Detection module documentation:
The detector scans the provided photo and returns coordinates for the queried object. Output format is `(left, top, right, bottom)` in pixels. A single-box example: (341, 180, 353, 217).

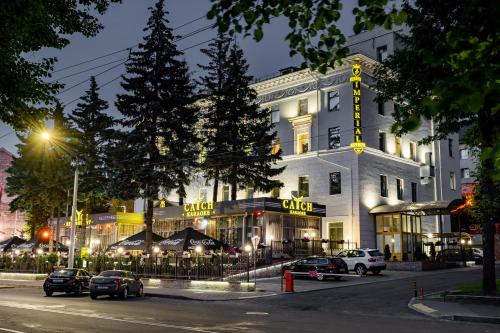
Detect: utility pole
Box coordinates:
(68, 167, 79, 269)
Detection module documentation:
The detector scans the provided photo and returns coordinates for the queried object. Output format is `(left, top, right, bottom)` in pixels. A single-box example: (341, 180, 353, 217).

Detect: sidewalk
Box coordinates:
(409, 297, 500, 324)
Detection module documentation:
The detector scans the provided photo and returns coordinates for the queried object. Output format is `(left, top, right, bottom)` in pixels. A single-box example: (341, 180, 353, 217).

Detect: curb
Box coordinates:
(408, 297, 500, 324)
(145, 291, 278, 302)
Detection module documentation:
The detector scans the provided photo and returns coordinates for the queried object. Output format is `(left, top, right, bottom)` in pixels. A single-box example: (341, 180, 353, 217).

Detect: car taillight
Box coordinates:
(368, 258, 376, 262)
(328, 264, 337, 270)
(115, 278, 122, 285)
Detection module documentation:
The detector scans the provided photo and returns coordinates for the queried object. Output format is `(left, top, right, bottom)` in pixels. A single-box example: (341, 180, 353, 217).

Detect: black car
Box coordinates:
(90, 270, 143, 300)
(281, 256, 349, 281)
(43, 268, 92, 296)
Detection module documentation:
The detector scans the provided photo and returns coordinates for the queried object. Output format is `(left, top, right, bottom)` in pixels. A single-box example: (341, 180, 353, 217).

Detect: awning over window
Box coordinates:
(369, 199, 463, 216)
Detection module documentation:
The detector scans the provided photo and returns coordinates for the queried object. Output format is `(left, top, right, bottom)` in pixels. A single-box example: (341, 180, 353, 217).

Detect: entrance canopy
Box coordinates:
(158, 227, 228, 252)
(369, 199, 463, 216)
(0, 236, 26, 252)
(107, 230, 165, 251)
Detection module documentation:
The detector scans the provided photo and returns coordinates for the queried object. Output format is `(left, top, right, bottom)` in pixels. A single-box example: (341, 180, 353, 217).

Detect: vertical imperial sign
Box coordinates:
(349, 64, 366, 154)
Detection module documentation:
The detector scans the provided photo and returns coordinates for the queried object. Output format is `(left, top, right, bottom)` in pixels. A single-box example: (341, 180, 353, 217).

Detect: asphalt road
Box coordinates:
(0, 267, 498, 333)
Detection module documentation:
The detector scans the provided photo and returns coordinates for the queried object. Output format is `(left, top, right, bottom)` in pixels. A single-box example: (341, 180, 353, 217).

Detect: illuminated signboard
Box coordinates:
(65, 210, 92, 227)
(183, 200, 215, 217)
(282, 195, 313, 216)
(349, 64, 366, 155)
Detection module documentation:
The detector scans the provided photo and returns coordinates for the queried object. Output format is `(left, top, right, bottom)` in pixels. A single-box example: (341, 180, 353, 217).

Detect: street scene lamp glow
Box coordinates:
(36, 248, 43, 255)
(244, 244, 252, 253)
(14, 249, 20, 256)
(194, 245, 202, 254)
(460, 239, 465, 244)
(153, 246, 160, 254)
(117, 247, 124, 254)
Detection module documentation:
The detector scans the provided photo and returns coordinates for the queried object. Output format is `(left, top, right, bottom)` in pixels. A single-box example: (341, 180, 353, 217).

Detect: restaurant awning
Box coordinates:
(369, 199, 464, 216)
(107, 230, 165, 251)
(0, 236, 26, 252)
(158, 227, 229, 252)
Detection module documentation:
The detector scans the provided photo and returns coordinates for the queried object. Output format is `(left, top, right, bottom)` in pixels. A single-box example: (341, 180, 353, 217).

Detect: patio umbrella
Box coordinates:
(0, 236, 26, 252)
(10, 237, 68, 252)
(107, 230, 165, 251)
(158, 227, 229, 252)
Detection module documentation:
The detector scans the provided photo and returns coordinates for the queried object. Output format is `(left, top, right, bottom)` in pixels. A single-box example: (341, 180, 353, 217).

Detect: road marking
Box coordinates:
(0, 328, 27, 333)
(245, 312, 269, 315)
(412, 303, 437, 313)
(0, 301, 217, 333)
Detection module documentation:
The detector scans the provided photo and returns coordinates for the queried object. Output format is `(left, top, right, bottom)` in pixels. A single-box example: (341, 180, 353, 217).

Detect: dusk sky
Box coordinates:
(0, 0, 356, 153)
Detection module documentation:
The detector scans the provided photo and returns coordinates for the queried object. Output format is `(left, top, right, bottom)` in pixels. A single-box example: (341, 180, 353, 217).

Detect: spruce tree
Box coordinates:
(197, 34, 233, 201)
(69, 76, 115, 214)
(219, 42, 284, 200)
(114, 0, 198, 253)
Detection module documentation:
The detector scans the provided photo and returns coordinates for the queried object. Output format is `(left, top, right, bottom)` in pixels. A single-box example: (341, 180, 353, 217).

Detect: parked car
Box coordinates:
(440, 248, 483, 264)
(90, 270, 143, 299)
(336, 249, 386, 275)
(281, 256, 348, 281)
(43, 268, 91, 296)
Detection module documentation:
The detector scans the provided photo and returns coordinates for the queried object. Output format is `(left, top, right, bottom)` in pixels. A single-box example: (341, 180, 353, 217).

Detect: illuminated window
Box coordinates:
(271, 105, 280, 124)
(329, 172, 341, 195)
(298, 99, 308, 116)
(461, 168, 470, 179)
(395, 137, 402, 157)
(298, 176, 309, 197)
(449, 172, 456, 190)
(328, 91, 340, 112)
(328, 127, 340, 149)
(271, 138, 281, 155)
(298, 133, 309, 154)
(222, 185, 230, 201)
(380, 175, 388, 197)
(271, 187, 280, 199)
(409, 142, 417, 161)
(377, 45, 388, 62)
(460, 148, 469, 159)
(396, 178, 404, 200)
(199, 188, 208, 201)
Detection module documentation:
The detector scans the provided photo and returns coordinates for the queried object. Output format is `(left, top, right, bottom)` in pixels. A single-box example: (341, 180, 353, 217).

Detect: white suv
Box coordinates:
(337, 249, 386, 275)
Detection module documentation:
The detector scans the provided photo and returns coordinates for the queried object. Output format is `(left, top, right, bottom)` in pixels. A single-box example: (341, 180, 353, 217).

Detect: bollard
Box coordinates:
(285, 270, 294, 292)
(413, 280, 417, 298)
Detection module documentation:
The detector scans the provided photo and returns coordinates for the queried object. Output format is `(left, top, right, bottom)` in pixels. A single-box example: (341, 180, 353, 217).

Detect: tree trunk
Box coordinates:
(144, 198, 154, 254)
(212, 175, 219, 202)
(482, 216, 496, 295)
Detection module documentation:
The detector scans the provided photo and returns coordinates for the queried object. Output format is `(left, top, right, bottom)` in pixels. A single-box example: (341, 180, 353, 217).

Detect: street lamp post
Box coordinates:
(195, 245, 203, 280)
(244, 244, 252, 283)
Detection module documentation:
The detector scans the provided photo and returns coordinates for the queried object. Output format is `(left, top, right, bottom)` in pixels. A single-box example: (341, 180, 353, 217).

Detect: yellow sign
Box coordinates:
(282, 195, 313, 216)
(182, 200, 215, 217)
(159, 199, 166, 208)
(116, 212, 144, 225)
(349, 64, 366, 155)
(65, 210, 92, 227)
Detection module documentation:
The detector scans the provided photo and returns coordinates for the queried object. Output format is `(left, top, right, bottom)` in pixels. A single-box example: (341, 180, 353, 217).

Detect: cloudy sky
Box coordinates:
(0, 0, 356, 153)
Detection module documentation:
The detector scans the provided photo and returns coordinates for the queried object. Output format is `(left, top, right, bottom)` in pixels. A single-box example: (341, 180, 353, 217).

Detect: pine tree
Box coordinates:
(114, 0, 199, 253)
(197, 34, 233, 201)
(219, 42, 284, 200)
(69, 76, 114, 214)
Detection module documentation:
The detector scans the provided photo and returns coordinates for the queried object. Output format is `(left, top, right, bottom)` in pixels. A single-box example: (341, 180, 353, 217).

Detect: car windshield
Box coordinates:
(99, 271, 126, 277)
(368, 250, 383, 256)
(50, 269, 76, 277)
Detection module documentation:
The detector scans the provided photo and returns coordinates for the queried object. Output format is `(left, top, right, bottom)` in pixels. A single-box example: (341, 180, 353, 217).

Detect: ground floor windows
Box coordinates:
(376, 213, 422, 261)
(328, 222, 343, 249)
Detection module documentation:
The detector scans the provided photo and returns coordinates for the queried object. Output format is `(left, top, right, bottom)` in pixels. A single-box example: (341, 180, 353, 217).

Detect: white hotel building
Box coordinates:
(151, 28, 461, 260)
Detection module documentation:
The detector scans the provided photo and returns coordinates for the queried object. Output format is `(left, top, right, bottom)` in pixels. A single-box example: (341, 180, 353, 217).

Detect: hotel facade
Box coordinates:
(141, 28, 461, 259)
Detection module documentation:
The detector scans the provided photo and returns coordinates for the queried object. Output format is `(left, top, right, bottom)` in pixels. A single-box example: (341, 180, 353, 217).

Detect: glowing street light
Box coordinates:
(194, 245, 202, 254)
(36, 248, 43, 255)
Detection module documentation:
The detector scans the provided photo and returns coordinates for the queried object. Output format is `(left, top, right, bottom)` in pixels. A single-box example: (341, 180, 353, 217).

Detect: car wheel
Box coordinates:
(316, 273, 325, 281)
(355, 264, 367, 276)
(45, 291, 53, 297)
(136, 286, 143, 297)
(90, 293, 97, 300)
(75, 284, 83, 296)
(119, 288, 128, 300)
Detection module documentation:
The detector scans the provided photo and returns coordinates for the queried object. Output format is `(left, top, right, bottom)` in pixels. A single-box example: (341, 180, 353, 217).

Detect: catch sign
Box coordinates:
(349, 64, 366, 155)
(183, 200, 215, 217)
